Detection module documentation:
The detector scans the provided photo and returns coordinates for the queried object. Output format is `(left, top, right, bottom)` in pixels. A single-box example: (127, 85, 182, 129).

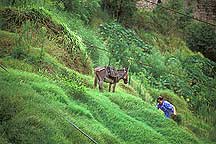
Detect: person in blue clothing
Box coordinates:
(156, 96, 177, 119)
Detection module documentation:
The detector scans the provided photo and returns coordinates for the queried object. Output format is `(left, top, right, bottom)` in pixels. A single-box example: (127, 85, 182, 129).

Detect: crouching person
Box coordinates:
(156, 96, 177, 119)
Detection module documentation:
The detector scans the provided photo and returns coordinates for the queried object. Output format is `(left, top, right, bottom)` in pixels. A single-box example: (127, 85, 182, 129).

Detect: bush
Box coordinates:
(101, 0, 137, 23)
(55, 0, 101, 23)
(182, 55, 216, 124)
(185, 22, 216, 62)
(99, 22, 152, 72)
(1, 0, 55, 8)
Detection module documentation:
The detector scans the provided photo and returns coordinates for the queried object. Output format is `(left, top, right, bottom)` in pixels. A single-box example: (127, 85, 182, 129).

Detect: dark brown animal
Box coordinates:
(94, 66, 128, 92)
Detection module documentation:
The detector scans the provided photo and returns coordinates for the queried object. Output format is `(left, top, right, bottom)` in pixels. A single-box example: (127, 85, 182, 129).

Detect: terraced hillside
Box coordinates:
(0, 0, 215, 143)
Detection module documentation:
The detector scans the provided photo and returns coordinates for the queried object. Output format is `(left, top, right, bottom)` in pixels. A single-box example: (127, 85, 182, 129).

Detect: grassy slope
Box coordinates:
(0, 29, 201, 143)
(0, 29, 202, 143)
(0, 6, 214, 144)
(0, 67, 201, 144)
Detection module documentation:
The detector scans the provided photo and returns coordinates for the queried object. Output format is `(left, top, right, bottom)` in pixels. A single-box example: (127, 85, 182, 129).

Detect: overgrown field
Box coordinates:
(0, 0, 215, 143)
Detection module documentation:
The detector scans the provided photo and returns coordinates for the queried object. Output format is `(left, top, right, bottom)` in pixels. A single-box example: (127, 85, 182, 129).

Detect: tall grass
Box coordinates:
(47, 9, 109, 67)
(0, 68, 208, 144)
(0, 69, 121, 144)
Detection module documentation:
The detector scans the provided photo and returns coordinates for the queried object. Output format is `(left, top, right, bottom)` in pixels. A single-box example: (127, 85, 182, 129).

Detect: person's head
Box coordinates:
(157, 96, 164, 104)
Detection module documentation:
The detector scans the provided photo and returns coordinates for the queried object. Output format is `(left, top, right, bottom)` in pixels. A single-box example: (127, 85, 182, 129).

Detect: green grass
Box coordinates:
(0, 69, 118, 144)
(0, 68, 206, 144)
(105, 92, 199, 144)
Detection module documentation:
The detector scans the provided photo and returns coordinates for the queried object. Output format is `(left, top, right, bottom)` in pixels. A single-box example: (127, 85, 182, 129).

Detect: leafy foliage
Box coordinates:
(55, 0, 101, 22)
(0, 0, 52, 8)
(101, 0, 137, 23)
(185, 22, 216, 62)
(100, 22, 152, 72)
(99, 21, 216, 131)
(131, 0, 192, 36)
(182, 55, 216, 124)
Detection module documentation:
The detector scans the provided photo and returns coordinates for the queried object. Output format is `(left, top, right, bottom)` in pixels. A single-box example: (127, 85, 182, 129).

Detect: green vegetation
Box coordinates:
(101, 0, 137, 23)
(0, 0, 215, 143)
(185, 22, 216, 62)
(0, 70, 201, 144)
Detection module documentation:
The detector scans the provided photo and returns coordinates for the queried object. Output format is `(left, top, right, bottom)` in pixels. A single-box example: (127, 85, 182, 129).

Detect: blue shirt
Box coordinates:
(157, 100, 174, 118)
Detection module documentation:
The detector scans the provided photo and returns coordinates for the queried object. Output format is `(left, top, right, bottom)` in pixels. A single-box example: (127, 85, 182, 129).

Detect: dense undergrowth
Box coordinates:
(0, 0, 216, 143)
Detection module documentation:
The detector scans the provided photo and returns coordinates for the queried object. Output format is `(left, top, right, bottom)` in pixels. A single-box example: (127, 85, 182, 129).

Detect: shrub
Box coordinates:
(130, 0, 192, 36)
(100, 22, 152, 72)
(55, 0, 101, 23)
(0, 0, 53, 8)
(101, 0, 137, 23)
(185, 22, 216, 62)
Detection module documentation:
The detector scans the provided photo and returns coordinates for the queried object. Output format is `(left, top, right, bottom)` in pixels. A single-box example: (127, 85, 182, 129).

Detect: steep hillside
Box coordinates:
(0, 69, 201, 144)
(0, 0, 215, 144)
